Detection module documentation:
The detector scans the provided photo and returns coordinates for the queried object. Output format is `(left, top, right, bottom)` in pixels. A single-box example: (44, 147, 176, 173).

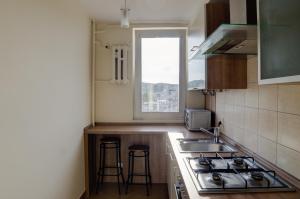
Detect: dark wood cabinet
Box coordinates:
(207, 55, 247, 89)
(205, 0, 230, 37)
(205, 0, 247, 90)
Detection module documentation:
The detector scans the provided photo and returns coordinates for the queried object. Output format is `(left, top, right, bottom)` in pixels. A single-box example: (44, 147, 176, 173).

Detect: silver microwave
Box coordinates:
(184, 108, 211, 131)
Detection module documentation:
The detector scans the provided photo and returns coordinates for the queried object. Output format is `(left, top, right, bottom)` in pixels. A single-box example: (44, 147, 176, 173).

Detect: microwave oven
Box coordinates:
(184, 108, 211, 131)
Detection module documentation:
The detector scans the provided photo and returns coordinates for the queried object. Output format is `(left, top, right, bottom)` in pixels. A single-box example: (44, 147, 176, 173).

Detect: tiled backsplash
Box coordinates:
(216, 57, 300, 180)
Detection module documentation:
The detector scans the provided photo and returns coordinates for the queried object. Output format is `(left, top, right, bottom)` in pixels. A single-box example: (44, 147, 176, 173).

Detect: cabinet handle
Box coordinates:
(191, 46, 199, 51)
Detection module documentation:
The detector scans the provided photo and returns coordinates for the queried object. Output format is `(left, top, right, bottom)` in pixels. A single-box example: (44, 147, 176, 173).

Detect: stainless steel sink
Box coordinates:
(177, 138, 237, 153)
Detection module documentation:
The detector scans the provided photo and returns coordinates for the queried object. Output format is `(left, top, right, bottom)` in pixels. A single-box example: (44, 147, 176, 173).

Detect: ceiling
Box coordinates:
(80, 0, 204, 24)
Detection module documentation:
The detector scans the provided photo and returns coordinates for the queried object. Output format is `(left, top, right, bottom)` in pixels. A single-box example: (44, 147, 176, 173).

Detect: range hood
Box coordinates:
(190, 24, 257, 60)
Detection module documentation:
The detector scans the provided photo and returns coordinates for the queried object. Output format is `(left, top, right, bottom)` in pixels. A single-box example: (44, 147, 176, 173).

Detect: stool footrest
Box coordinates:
(127, 183, 151, 185)
(98, 174, 122, 177)
(130, 173, 149, 176)
(99, 165, 122, 169)
(100, 146, 120, 149)
(129, 155, 148, 158)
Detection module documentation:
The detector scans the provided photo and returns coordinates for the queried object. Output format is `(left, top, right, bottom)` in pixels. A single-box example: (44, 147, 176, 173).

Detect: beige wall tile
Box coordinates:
(224, 104, 235, 124)
(278, 113, 300, 152)
(259, 85, 278, 111)
(258, 136, 277, 164)
(232, 125, 244, 144)
(225, 90, 235, 105)
(278, 84, 300, 115)
(247, 57, 258, 83)
(277, 144, 300, 180)
(245, 107, 259, 133)
(234, 105, 245, 128)
(216, 92, 226, 105)
(244, 130, 258, 153)
(258, 109, 278, 142)
(216, 101, 225, 124)
(234, 90, 245, 106)
(224, 121, 234, 138)
(245, 83, 259, 108)
(215, 59, 300, 180)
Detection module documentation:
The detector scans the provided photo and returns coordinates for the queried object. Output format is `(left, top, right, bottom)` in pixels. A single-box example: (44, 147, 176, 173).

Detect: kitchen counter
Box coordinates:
(167, 132, 300, 199)
(84, 124, 300, 199)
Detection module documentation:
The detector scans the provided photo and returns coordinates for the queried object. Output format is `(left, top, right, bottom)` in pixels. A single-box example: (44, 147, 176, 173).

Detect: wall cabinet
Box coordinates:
(188, 2, 206, 57)
(205, 0, 230, 37)
(206, 55, 247, 89)
(187, 2, 206, 90)
(188, 0, 247, 90)
(206, 0, 247, 90)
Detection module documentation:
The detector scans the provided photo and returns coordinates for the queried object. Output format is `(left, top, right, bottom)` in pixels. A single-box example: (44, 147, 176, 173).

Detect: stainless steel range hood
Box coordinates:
(190, 24, 257, 60)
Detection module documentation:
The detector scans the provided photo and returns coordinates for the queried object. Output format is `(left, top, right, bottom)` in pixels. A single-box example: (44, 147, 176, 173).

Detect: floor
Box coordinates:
(90, 183, 168, 199)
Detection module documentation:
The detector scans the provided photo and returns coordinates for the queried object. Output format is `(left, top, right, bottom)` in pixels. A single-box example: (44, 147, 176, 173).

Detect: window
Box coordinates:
(134, 29, 186, 121)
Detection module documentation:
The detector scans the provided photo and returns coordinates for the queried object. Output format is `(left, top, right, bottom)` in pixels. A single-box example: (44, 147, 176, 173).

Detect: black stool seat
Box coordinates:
(128, 144, 149, 151)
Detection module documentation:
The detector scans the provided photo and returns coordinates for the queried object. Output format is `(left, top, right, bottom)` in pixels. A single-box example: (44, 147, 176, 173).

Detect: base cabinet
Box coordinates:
(166, 137, 180, 199)
(166, 138, 184, 199)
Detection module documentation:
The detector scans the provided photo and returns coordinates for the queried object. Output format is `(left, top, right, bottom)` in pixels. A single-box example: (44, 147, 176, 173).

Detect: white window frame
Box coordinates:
(133, 28, 187, 121)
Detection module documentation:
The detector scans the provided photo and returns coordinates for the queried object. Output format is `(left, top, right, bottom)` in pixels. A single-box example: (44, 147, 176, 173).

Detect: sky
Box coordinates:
(141, 37, 180, 84)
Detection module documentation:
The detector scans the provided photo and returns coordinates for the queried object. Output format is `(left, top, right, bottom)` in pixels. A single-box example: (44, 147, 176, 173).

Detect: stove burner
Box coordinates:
(251, 172, 264, 181)
(212, 172, 222, 182)
(185, 156, 295, 193)
(233, 158, 244, 166)
(198, 157, 211, 166)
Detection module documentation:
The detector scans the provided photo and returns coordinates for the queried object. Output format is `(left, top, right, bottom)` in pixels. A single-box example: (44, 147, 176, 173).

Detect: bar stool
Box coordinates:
(125, 144, 152, 196)
(96, 137, 125, 194)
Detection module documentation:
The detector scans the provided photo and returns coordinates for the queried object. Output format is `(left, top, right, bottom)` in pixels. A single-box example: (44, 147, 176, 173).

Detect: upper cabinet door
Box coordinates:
(188, 2, 206, 57)
(258, 0, 300, 85)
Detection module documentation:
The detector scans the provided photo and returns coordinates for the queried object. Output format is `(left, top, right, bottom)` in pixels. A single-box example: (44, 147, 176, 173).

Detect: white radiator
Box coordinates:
(111, 45, 129, 84)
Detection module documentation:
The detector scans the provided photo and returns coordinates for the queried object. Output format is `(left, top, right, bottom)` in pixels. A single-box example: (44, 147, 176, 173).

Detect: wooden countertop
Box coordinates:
(85, 124, 300, 199)
(85, 123, 189, 135)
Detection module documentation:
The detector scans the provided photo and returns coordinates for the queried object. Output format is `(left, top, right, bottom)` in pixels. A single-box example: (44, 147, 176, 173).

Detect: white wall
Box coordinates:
(95, 24, 205, 123)
(0, 1, 91, 198)
(95, 25, 134, 122)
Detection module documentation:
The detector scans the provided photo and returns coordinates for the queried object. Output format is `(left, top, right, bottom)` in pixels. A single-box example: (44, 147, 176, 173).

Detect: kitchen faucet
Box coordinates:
(213, 126, 220, 143)
(200, 121, 222, 143)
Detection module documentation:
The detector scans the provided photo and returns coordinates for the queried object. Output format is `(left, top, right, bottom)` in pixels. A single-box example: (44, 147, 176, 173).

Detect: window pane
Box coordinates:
(141, 37, 180, 112)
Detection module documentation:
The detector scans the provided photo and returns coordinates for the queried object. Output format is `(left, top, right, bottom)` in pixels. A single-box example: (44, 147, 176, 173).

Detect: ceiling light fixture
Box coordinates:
(120, 0, 130, 28)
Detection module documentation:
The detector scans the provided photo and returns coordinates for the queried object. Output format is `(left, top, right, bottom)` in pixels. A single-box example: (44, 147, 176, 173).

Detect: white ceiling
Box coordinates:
(80, 0, 204, 24)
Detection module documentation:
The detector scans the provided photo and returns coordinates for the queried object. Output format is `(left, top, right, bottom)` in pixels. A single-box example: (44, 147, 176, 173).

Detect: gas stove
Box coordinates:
(184, 154, 295, 193)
